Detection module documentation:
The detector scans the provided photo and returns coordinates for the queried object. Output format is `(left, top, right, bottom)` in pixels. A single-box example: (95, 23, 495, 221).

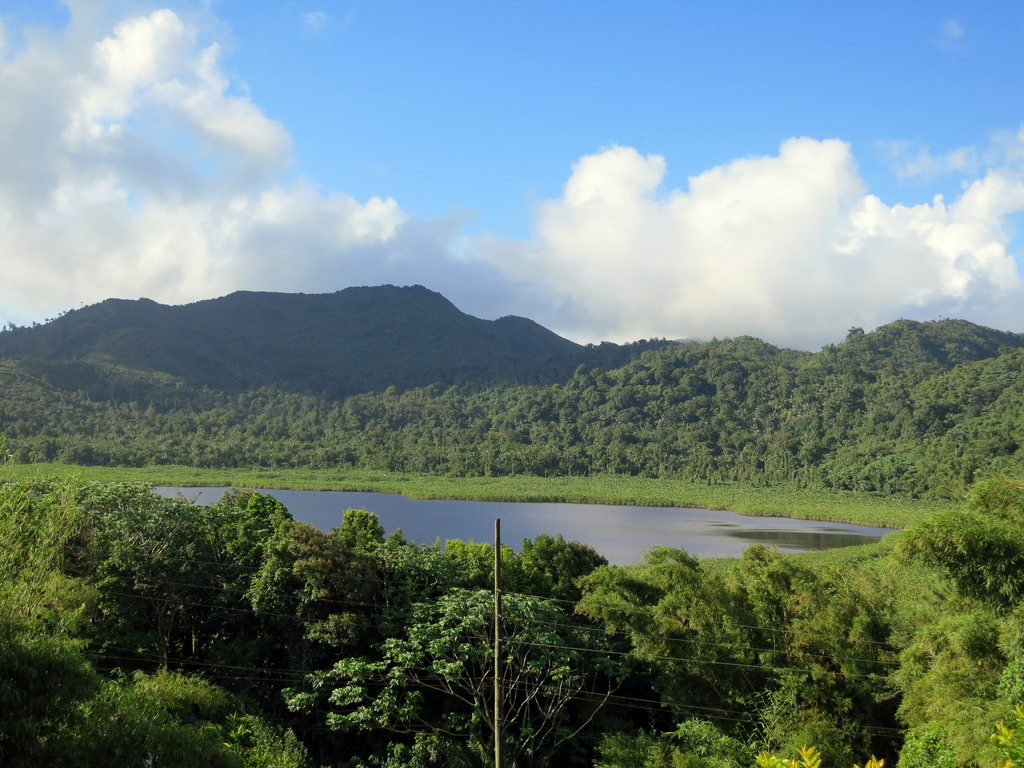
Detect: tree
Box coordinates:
(578, 547, 758, 713)
(891, 477, 1024, 765)
(896, 476, 1024, 610)
(288, 587, 620, 767)
(518, 533, 608, 602)
(0, 477, 270, 767)
(85, 487, 279, 669)
(335, 507, 387, 552)
(247, 514, 382, 668)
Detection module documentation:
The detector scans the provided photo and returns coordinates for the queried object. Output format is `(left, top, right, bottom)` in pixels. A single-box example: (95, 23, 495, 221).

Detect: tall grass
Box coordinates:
(8, 463, 956, 529)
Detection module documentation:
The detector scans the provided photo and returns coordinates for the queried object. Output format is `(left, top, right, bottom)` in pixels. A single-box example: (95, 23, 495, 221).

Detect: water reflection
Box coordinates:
(155, 487, 891, 565)
(722, 529, 882, 550)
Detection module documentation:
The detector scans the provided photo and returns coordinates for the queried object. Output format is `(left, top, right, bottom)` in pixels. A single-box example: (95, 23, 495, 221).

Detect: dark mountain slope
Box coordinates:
(0, 285, 592, 399)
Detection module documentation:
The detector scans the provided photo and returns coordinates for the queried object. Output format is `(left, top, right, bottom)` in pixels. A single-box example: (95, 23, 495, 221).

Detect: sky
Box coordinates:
(2, 0, 1024, 349)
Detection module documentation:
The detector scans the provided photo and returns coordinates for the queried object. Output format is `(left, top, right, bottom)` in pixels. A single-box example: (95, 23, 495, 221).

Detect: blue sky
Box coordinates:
(1, 0, 1023, 348)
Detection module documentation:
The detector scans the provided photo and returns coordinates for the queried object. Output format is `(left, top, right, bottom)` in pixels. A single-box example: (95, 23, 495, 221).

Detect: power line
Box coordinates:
(96, 583, 899, 683)
(88, 553, 908, 663)
(503, 611, 902, 669)
(501, 636, 893, 682)
(91, 572, 904, 683)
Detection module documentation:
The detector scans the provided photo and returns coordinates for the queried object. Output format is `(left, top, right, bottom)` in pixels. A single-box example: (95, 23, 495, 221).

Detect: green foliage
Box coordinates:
(579, 547, 759, 713)
(336, 508, 387, 551)
(896, 477, 1024, 609)
(207, 713, 313, 768)
(291, 587, 620, 767)
(897, 726, 958, 768)
(667, 718, 752, 767)
(595, 721, 749, 768)
(0, 476, 96, 765)
(892, 601, 1012, 764)
(5, 315, 1024, 502)
(74, 671, 241, 768)
(0, 616, 100, 766)
(0, 478, 259, 767)
(992, 706, 1024, 768)
(247, 514, 381, 665)
(594, 730, 670, 768)
(84, 487, 274, 667)
(518, 533, 608, 601)
(0, 475, 82, 583)
(7, 465, 1024, 767)
(886, 476, 1024, 766)
(1000, 657, 1024, 707)
(579, 540, 903, 763)
(754, 745, 884, 768)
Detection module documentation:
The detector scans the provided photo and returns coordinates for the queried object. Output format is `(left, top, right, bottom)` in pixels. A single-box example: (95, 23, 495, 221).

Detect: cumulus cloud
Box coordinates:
(0, 5, 465, 326)
(477, 140, 1024, 348)
(1, 4, 1022, 351)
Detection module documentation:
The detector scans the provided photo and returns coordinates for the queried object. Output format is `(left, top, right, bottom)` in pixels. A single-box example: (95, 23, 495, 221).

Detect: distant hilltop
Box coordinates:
(0, 285, 667, 400)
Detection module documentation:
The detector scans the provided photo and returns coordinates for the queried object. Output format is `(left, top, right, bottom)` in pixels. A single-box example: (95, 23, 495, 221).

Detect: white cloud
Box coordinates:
(943, 20, 964, 41)
(68, 9, 291, 164)
(879, 139, 978, 179)
(0, 4, 1022, 352)
(303, 11, 328, 32)
(477, 140, 1024, 348)
(992, 125, 1024, 169)
(0, 5, 429, 326)
(936, 19, 966, 53)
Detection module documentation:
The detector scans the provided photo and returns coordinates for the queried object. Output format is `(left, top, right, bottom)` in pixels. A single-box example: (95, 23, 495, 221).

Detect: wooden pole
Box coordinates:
(494, 518, 502, 768)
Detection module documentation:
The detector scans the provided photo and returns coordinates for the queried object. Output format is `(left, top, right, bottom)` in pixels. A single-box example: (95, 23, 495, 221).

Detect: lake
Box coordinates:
(155, 487, 893, 565)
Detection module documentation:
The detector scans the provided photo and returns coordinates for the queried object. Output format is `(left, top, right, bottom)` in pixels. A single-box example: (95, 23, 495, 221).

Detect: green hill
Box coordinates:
(2, 294, 1024, 499)
(0, 285, 614, 400)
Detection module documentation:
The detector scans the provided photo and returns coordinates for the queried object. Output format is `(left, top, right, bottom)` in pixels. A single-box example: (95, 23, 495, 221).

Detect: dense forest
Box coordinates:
(5, 467, 1024, 767)
(2, 309, 1024, 500)
(5, 291, 1024, 765)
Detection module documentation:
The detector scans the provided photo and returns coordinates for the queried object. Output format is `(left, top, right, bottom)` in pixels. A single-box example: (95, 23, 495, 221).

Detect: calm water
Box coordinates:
(155, 487, 892, 565)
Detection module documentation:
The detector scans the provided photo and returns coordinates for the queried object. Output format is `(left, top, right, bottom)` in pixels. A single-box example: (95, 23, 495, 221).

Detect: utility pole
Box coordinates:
(494, 518, 502, 768)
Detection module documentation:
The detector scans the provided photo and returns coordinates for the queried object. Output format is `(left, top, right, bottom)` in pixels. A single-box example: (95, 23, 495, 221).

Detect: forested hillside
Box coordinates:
(2, 307, 1023, 500)
(0, 285, 664, 400)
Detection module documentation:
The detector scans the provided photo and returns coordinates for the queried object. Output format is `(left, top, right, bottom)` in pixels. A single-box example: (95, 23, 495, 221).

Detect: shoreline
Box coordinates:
(4, 463, 957, 529)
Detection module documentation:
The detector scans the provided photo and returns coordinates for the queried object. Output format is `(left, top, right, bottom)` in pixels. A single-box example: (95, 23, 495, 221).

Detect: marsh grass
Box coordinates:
(8, 463, 955, 529)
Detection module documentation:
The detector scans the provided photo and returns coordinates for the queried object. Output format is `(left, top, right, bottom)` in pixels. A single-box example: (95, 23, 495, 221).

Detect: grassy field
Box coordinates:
(6, 463, 957, 529)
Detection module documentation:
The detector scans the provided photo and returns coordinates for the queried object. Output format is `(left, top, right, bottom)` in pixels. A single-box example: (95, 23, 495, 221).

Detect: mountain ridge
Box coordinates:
(0, 285, 656, 400)
(3, 286, 1023, 406)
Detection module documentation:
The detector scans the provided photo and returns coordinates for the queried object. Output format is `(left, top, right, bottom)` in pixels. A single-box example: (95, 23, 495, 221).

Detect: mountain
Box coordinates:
(0, 285, 599, 400)
(3, 302, 1024, 497)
